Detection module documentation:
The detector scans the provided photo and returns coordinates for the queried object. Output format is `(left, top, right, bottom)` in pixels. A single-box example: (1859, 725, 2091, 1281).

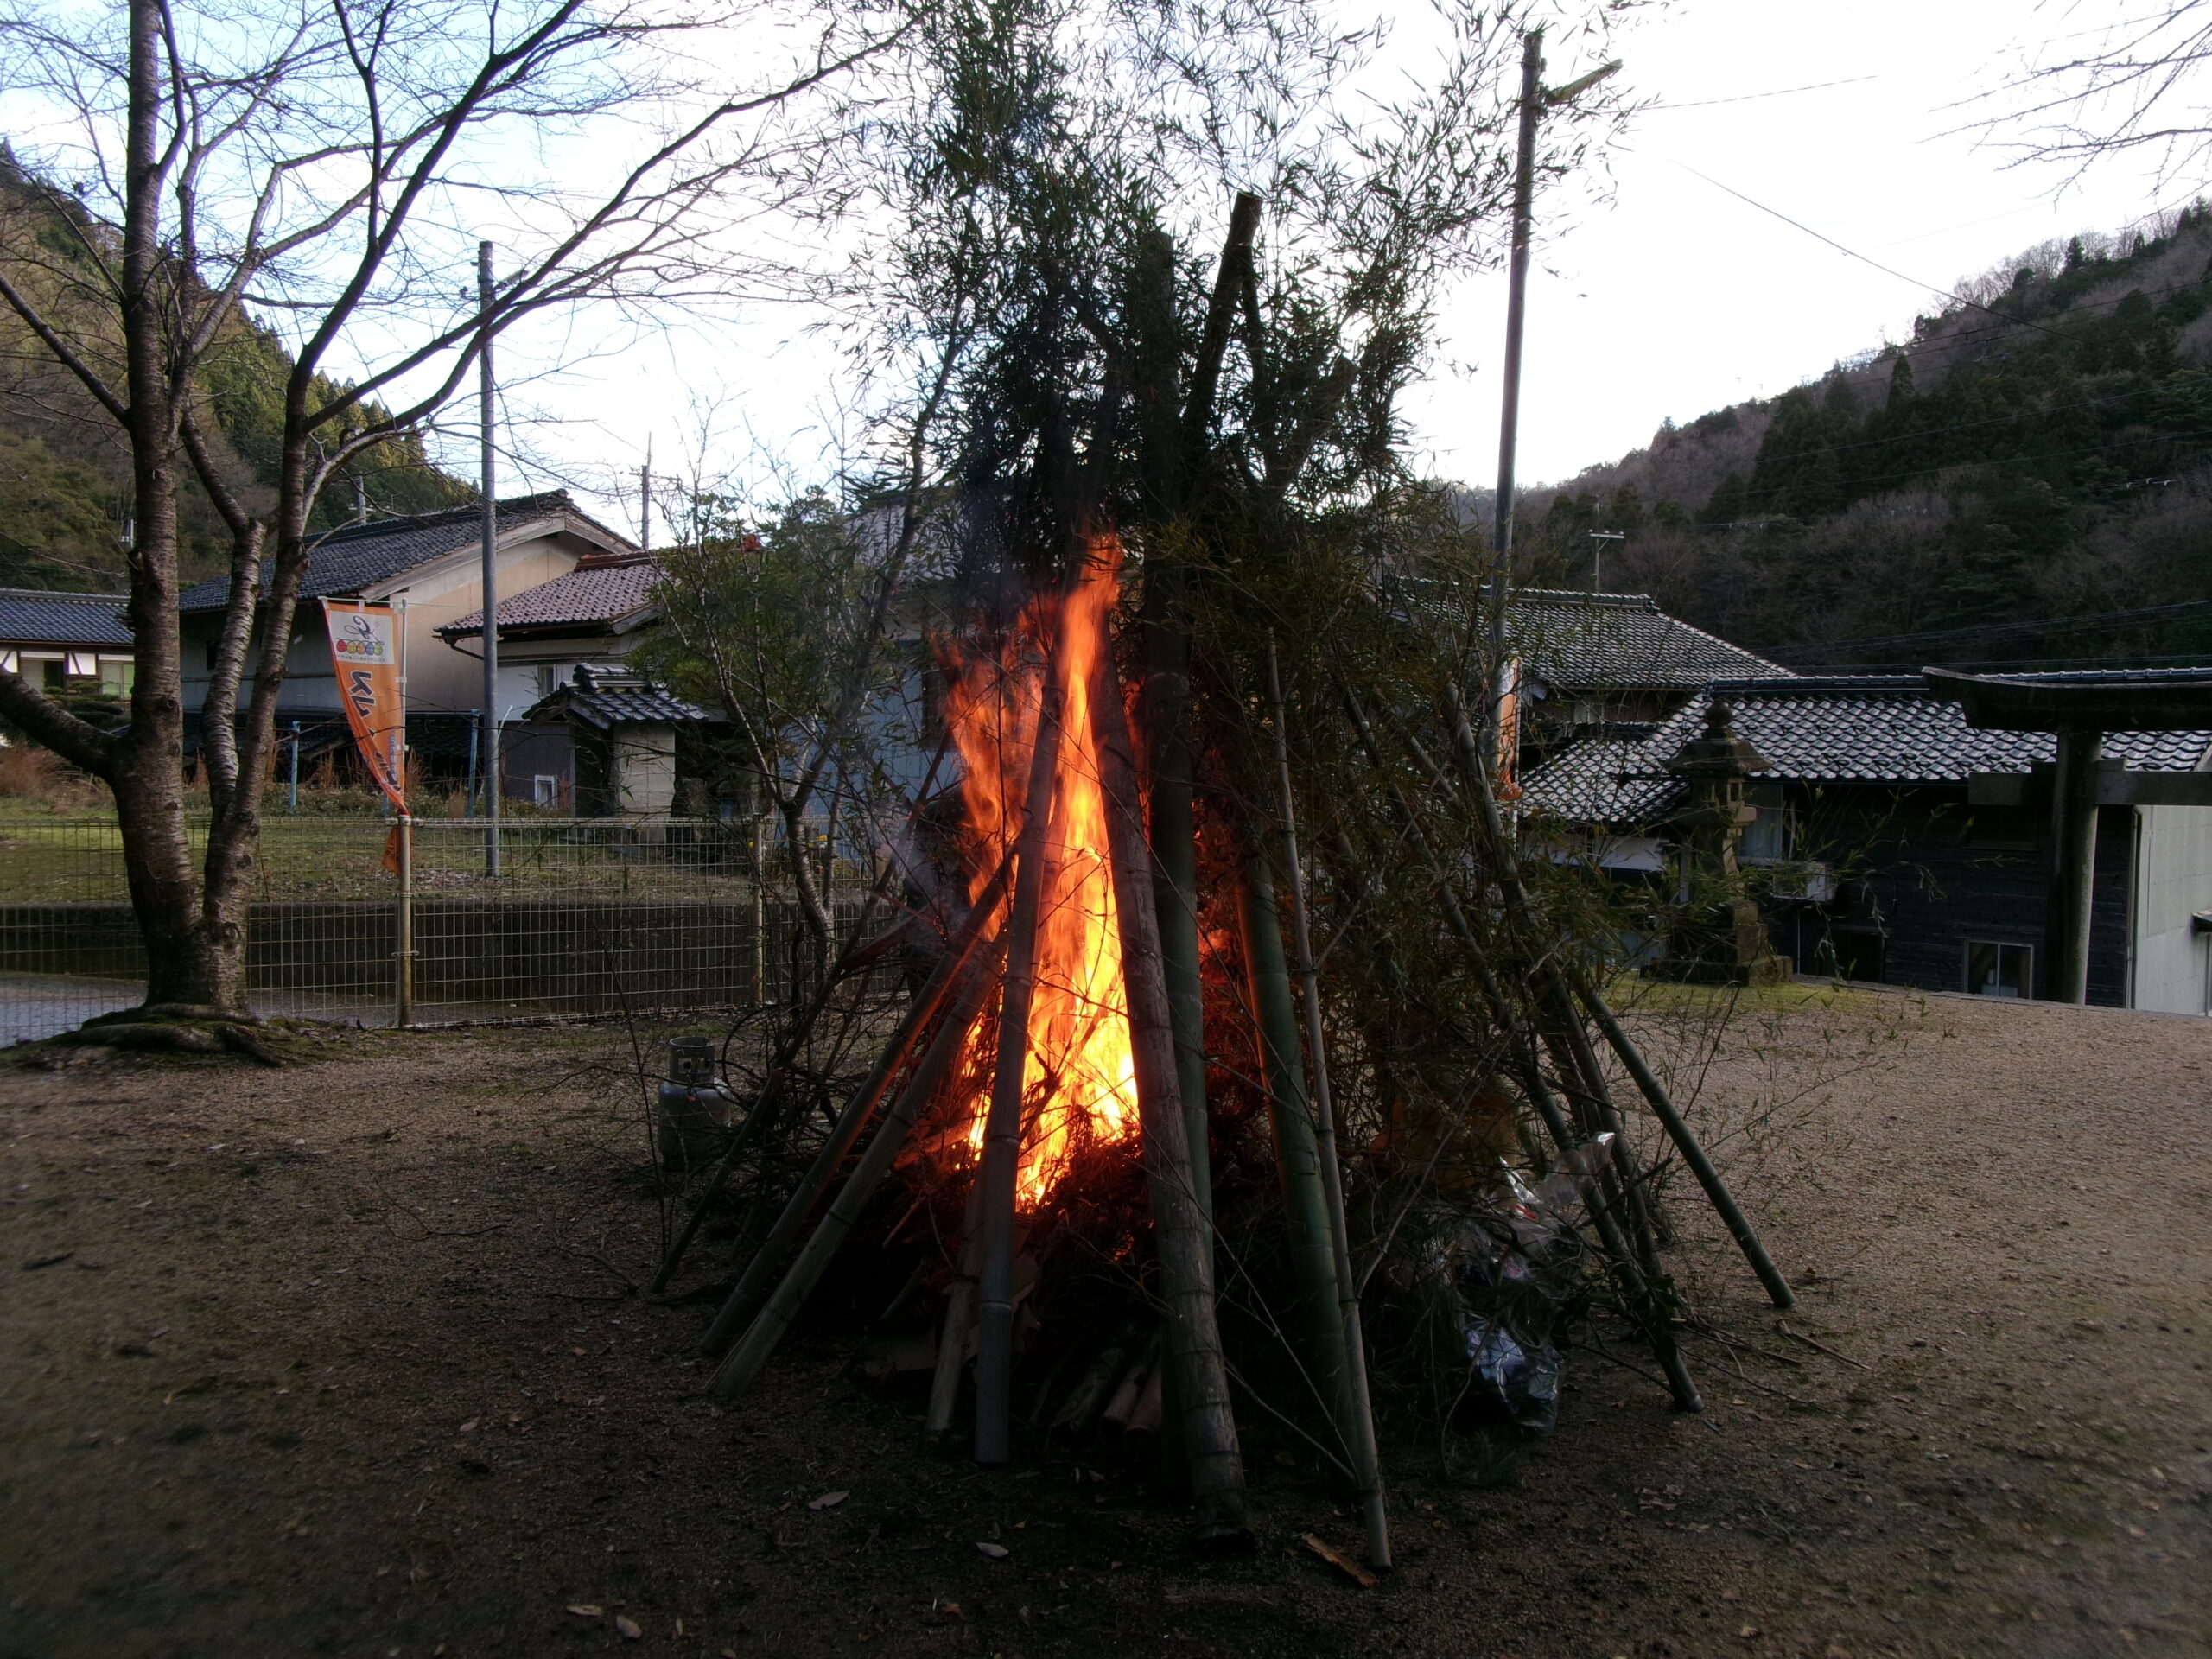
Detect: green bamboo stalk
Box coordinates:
(1234, 851, 1356, 1456)
(1264, 641, 1389, 1571)
(1095, 622, 1251, 1548)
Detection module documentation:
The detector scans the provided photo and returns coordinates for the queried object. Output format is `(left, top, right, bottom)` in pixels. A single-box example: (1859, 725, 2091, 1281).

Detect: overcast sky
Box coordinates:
(500, 0, 2183, 532)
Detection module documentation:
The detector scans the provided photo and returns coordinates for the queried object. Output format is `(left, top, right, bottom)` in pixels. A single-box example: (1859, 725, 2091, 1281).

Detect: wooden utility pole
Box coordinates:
(1485, 30, 1544, 675)
(477, 240, 501, 869)
(1485, 35, 1618, 680)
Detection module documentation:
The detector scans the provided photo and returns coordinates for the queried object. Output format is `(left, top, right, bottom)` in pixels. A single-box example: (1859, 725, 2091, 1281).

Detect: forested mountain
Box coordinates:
(1523, 205, 2212, 671)
(0, 148, 468, 594)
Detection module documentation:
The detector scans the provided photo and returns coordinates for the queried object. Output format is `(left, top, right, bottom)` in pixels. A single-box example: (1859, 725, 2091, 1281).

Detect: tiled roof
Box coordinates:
(563, 687, 715, 728)
(1523, 674, 2212, 826)
(178, 492, 633, 613)
(1509, 591, 1795, 690)
(440, 557, 658, 638)
(524, 672, 715, 729)
(0, 588, 131, 648)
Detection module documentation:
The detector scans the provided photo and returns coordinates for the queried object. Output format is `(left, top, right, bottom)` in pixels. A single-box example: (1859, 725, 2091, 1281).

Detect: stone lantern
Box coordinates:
(1649, 700, 1789, 986)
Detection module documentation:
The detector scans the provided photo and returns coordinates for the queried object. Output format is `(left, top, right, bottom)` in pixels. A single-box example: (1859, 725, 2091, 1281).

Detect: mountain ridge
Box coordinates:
(1519, 203, 2212, 671)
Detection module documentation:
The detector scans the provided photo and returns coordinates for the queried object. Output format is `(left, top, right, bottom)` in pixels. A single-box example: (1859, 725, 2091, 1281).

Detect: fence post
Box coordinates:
(751, 815, 766, 1004)
(395, 814, 415, 1028)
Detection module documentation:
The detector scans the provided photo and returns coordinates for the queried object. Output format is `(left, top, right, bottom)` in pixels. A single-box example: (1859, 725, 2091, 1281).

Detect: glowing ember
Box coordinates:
(943, 554, 1138, 1205)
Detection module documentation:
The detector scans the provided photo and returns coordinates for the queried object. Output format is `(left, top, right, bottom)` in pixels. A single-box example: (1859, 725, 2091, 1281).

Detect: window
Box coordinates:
(1966, 941, 2031, 999)
(531, 774, 560, 809)
(1739, 806, 1793, 865)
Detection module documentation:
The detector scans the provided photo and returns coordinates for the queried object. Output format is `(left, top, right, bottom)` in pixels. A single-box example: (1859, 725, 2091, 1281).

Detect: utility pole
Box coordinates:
(1484, 34, 1620, 682)
(1485, 29, 1544, 679)
(639, 438, 652, 552)
(1587, 528, 1624, 593)
(478, 240, 501, 873)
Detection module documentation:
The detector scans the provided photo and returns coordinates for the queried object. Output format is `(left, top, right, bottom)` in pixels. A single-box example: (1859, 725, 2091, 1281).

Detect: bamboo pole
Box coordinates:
(972, 666, 1067, 1465)
(1263, 642, 1389, 1571)
(1572, 976, 1795, 1309)
(926, 1154, 989, 1440)
(1433, 687, 1703, 1414)
(1344, 686, 1782, 1306)
(1093, 607, 1250, 1547)
(709, 941, 1003, 1401)
(1137, 191, 1264, 1252)
(700, 858, 1014, 1356)
(1233, 852, 1357, 1454)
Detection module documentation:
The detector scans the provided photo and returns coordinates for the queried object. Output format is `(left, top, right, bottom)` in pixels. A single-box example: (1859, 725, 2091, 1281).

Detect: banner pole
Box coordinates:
(395, 595, 413, 1028)
(396, 813, 414, 1028)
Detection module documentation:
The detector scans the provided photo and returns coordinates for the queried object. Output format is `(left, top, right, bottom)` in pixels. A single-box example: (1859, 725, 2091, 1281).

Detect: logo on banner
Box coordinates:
(322, 600, 406, 817)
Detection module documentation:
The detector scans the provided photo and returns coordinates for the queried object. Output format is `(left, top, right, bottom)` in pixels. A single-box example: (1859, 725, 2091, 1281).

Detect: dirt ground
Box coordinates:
(2, 986, 2209, 1659)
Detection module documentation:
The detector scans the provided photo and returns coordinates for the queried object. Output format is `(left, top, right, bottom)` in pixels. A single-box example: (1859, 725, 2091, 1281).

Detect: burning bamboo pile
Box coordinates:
(634, 97, 1787, 1560)
(647, 515, 1796, 1570)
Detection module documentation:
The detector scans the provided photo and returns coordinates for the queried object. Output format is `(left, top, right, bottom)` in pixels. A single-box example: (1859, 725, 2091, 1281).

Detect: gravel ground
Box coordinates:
(1, 986, 2208, 1659)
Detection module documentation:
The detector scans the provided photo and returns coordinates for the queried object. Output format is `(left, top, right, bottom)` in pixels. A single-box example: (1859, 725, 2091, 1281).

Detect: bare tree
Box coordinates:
(1972, 2, 2212, 188)
(0, 0, 893, 1020)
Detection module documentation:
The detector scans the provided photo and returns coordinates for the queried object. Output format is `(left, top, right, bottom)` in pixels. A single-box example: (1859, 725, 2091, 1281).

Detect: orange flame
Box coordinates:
(943, 551, 1138, 1205)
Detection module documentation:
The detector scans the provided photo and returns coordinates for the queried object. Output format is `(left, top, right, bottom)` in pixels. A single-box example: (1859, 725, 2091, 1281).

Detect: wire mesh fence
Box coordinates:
(0, 815, 877, 1046)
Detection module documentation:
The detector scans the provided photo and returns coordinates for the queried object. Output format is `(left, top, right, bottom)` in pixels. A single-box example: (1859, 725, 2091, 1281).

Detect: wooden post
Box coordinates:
(1095, 607, 1250, 1548)
(2043, 730, 2101, 1003)
(1264, 642, 1389, 1570)
(1234, 853, 1356, 1452)
(973, 668, 1066, 1465)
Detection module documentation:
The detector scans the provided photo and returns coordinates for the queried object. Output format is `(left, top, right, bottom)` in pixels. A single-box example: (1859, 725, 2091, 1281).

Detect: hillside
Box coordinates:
(0, 148, 468, 594)
(1524, 205, 2212, 671)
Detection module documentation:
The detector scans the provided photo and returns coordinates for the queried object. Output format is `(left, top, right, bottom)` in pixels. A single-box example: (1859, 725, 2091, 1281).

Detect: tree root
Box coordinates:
(37, 1016, 291, 1066)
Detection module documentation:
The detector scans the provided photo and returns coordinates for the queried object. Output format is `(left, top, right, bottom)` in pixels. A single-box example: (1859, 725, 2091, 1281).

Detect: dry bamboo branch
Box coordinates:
(1573, 976, 1795, 1309)
(1264, 641, 1389, 1572)
(701, 855, 1014, 1357)
(709, 940, 1004, 1402)
(1437, 685, 1703, 1414)
(973, 668, 1067, 1465)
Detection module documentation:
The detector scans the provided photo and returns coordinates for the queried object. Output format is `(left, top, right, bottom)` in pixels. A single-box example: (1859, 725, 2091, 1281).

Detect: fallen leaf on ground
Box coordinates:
(564, 1604, 602, 1619)
(1301, 1534, 1378, 1589)
(809, 1490, 849, 1510)
(976, 1541, 1010, 1560)
(614, 1614, 642, 1640)
(22, 1251, 72, 1270)
(1739, 1624, 1762, 1639)
(458, 1419, 479, 1433)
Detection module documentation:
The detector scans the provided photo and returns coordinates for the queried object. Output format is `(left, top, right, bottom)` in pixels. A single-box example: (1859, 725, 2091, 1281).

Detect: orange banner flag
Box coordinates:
(1494, 655, 1523, 805)
(322, 600, 407, 816)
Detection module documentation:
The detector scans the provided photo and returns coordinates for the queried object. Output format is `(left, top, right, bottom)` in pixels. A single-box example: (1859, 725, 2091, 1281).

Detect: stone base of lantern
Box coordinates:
(1647, 899, 1791, 988)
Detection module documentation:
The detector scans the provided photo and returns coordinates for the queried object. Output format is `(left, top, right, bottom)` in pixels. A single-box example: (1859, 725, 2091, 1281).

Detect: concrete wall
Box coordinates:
(2132, 804, 2212, 1014)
